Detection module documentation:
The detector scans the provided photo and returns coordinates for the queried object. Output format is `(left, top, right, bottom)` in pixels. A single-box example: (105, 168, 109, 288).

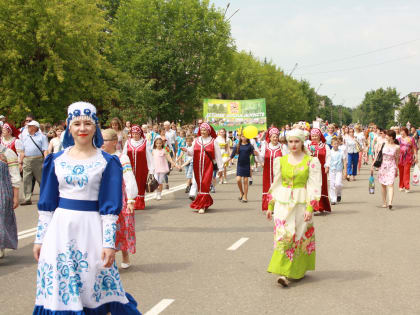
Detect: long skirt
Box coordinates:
(34, 208, 140, 314)
(0, 161, 17, 250)
(267, 202, 315, 279)
(115, 204, 136, 254)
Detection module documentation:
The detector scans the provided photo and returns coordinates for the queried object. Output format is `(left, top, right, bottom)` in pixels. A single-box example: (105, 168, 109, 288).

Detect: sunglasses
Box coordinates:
(26, 119, 32, 122)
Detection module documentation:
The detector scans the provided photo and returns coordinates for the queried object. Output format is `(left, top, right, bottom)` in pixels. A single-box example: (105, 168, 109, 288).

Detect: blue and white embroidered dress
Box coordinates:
(34, 148, 141, 315)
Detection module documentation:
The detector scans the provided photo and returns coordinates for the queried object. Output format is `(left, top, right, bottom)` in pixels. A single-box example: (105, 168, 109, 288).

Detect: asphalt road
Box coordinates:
(1, 164, 419, 315)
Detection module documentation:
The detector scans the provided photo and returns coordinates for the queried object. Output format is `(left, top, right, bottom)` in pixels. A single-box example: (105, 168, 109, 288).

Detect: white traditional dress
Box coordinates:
(33, 148, 141, 314)
(267, 154, 321, 279)
(216, 135, 230, 164)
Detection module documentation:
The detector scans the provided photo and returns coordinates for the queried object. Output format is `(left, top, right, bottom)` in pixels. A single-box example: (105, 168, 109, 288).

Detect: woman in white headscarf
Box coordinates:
(266, 128, 321, 287)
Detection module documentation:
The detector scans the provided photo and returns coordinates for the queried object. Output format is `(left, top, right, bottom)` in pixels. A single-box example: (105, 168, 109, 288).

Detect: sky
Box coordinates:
(210, 0, 420, 108)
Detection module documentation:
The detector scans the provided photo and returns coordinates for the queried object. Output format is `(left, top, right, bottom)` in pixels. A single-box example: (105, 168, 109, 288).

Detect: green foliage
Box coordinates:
(110, 0, 233, 123)
(0, 0, 117, 123)
(355, 87, 400, 128)
(398, 94, 420, 128)
(0, 0, 356, 127)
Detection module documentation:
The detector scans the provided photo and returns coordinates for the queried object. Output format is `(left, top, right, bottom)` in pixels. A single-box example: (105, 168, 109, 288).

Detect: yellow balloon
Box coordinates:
(243, 125, 258, 139)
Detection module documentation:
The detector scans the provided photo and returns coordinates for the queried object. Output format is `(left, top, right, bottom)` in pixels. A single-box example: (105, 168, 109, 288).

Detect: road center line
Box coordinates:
(227, 237, 249, 251)
(144, 299, 175, 315)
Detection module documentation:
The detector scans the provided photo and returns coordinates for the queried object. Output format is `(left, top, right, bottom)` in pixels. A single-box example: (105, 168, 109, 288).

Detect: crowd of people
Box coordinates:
(0, 107, 419, 313)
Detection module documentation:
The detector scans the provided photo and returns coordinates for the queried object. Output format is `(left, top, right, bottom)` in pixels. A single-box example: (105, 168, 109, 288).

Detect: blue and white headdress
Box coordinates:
(62, 102, 104, 149)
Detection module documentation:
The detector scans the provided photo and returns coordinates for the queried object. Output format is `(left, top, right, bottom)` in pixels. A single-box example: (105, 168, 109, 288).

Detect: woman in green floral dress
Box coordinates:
(266, 128, 321, 287)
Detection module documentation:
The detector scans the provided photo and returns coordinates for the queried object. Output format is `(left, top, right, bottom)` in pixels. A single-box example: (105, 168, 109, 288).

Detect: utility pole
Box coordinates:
(289, 63, 298, 76)
(223, 3, 230, 18)
(227, 8, 239, 21)
(316, 83, 323, 93)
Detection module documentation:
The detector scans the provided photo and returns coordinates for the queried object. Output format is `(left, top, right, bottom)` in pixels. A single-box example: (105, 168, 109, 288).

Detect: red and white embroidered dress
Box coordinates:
(123, 138, 153, 210)
(260, 142, 282, 211)
(187, 136, 223, 210)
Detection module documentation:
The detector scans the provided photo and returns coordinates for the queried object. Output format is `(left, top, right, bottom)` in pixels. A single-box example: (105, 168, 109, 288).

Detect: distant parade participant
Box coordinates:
(183, 122, 223, 214)
(216, 128, 231, 184)
(398, 127, 417, 193)
(308, 128, 331, 213)
(1, 122, 21, 155)
(226, 134, 259, 203)
(259, 127, 282, 211)
(266, 128, 321, 287)
(102, 128, 138, 269)
(328, 137, 345, 205)
(373, 130, 399, 209)
(0, 142, 20, 259)
(123, 125, 154, 210)
(33, 102, 141, 314)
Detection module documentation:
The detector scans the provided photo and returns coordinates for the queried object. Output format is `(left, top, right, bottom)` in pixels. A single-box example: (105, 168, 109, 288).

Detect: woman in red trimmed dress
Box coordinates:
(123, 125, 154, 210)
(183, 123, 223, 214)
(102, 128, 138, 269)
(308, 128, 331, 213)
(260, 127, 282, 211)
(1, 123, 21, 155)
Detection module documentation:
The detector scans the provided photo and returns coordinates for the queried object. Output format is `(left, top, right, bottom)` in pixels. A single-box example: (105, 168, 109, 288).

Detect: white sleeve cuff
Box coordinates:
(101, 214, 119, 249)
(35, 211, 54, 244)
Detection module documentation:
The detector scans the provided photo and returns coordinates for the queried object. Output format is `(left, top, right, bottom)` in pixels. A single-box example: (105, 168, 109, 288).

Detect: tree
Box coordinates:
(0, 0, 117, 123)
(398, 94, 420, 127)
(356, 87, 400, 128)
(298, 80, 319, 122)
(110, 0, 233, 123)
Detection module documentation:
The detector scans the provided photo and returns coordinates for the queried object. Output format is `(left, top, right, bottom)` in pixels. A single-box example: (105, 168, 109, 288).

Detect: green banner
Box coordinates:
(203, 98, 267, 131)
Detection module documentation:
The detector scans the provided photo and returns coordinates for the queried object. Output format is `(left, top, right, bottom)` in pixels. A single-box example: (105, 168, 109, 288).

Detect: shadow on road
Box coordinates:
(302, 269, 374, 284)
(0, 242, 36, 276)
(120, 262, 192, 274)
(148, 226, 272, 233)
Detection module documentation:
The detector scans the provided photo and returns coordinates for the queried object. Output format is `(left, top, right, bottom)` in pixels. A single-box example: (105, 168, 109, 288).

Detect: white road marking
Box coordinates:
(17, 170, 237, 240)
(145, 299, 175, 315)
(227, 237, 249, 251)
(18, 227, 37, 236)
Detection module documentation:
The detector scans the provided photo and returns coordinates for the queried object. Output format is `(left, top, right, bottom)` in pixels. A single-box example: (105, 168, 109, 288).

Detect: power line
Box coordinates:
(295, 53, 419, 76)
(295, 38, 420, 69)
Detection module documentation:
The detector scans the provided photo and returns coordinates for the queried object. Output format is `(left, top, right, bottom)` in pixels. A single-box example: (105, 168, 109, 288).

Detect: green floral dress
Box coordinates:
(267, 154, 321, 279)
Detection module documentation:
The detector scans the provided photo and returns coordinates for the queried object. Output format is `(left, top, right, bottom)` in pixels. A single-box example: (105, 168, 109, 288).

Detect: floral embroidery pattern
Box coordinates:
(59, 161, 103, 187)
(103, 222, 117, 248)
(64, 165, 89, 187)
(36, 261, 54, 298)
(273, 223, 316, 262)
(56, 240, 89, 305)
(92, 263, 125, 302)
(35, 220, 49, 243)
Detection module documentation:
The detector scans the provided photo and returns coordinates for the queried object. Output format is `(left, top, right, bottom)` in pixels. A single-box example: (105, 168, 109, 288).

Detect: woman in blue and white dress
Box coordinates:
(33, 102, 141, 314)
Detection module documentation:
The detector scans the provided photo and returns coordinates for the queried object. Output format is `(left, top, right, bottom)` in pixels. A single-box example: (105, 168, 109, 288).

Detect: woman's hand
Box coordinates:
(180, 147, 187, 152)
(304, 211, 313, 222)
(126, 203, 134, 214)
(325, 166, 329, 174)
(266, 210, 272, 221)
(33, 244, 42, 262)
(101, 248, 116, 268)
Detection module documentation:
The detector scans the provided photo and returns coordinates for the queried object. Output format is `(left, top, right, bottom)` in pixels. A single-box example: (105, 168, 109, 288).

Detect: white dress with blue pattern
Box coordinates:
(33, 148, 141, 314)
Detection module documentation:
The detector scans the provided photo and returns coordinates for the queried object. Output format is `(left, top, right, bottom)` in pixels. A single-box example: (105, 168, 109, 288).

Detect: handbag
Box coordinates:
(204, 146, 218, 172)
(355, 140, 362, 153)
(145, 174, 159, 193)
(373, 143, 385, 168)
(412, 164, 420, 186)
